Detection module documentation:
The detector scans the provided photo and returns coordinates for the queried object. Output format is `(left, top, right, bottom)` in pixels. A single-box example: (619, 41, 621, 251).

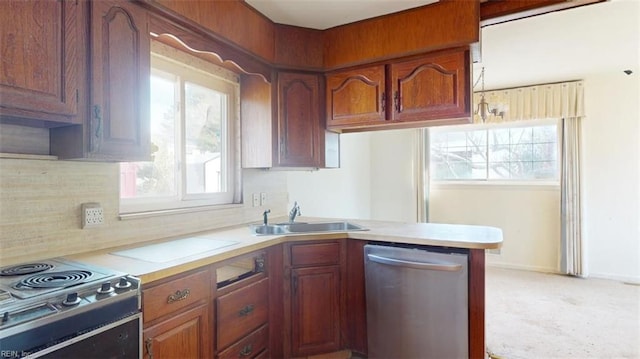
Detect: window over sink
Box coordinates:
(120, 40, 241, 214)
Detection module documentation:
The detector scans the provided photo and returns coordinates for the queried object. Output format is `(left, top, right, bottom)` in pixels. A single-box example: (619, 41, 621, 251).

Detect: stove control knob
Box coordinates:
(98, 282, 115, 294)
(115, 277, 132, 289)
(63, 292, 81, 306)
(2, 311, 8, 323)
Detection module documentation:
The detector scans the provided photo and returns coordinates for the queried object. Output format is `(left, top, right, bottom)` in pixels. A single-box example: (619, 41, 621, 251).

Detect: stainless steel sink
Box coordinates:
(285, 222, 366, 233)
(249, 222, 367, 236)
(249, 224, 288, 235)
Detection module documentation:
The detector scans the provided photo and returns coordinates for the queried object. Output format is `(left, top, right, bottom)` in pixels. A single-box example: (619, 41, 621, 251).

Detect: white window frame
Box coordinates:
(429, 118, 561, 186)
(120, 41, 241, 214)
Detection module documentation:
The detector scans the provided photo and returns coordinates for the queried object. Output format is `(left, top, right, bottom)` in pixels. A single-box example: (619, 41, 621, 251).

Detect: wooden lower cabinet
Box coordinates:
(141, 268, 213, 359)
(143, 304, 212, 359)
(285, 240, 346, 358)
(291, 265, 341, 356)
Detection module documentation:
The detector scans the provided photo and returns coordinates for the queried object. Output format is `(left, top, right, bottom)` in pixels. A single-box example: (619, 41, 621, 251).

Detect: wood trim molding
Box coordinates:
(480, 0, 606, 26)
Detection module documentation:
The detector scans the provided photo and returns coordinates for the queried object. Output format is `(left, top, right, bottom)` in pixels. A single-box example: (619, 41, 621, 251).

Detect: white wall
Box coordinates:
(430, 185, 561, 273)
(582, 73, 640, 281)
(369, 129, 418, 222)
(286, 132, 372, 219)
(287, 129, 419, 222)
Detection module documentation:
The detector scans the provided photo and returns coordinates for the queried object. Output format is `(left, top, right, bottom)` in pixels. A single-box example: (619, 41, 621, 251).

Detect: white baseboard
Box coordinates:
(588, 272, 640, 285)
(486, 261, 560, 274)
(487, 262, 640, 285)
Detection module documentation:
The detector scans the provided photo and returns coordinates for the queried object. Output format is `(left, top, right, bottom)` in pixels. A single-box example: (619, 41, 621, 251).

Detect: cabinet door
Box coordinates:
(89, 0, 150, 160)
(291, 266, 341, 357)
(143, 304, 212, 359)
(0, 0, 81, 124)
(390, 50, 470, 122)
(276, 72, 321, 167)
(326, 65, 386, 130)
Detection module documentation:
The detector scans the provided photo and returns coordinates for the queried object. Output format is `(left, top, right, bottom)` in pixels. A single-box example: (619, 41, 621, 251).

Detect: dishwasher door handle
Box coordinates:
(366, 253, 463, 272)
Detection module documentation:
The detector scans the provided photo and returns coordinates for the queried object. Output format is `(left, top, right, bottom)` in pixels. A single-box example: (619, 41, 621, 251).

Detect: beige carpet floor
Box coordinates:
(485, 267, 640, 359)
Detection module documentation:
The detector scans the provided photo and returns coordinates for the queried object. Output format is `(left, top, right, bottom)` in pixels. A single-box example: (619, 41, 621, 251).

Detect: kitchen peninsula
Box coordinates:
(69, 218, 502, 359)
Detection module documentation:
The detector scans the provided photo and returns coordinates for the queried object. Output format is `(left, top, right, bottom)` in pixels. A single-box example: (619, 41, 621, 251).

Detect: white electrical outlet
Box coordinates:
(260, 192, 267, 206)
(252, 193, 260, 207)
(82, 202, 104, 228)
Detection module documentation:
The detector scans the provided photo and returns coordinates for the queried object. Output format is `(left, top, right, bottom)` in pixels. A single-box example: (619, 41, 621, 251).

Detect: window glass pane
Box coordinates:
(121, 73, 177, 198)
(510, 143, 534, 162)
(533, 161, 558, 179)
(430, 130, 487, 180)
(533, 142, 557, 161)
(431, 122, 559, 182)
(184, 82, 227, 194)
(510, 127, 533, 145)
(488, 161, 510, 179)
(533, 125, 557, 142)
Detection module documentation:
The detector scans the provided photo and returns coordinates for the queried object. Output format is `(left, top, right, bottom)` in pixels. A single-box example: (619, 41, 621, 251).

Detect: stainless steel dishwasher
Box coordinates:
(364, 244, 469, 358)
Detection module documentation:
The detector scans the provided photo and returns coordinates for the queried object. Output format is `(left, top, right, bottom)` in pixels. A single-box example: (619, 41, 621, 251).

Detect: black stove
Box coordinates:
(0, 258, 141, 358)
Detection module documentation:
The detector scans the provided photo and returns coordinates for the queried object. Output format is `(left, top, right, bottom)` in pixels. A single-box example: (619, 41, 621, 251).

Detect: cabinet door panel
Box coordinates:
(276, 72, 321, 167)
(291, 266, 341, 357)
(326, 65, 385, 129)
(0, 0, 80, 123)
(143, 304, 211, 359)
(391, 50, 470, 122)
(90, 0, 150, 160)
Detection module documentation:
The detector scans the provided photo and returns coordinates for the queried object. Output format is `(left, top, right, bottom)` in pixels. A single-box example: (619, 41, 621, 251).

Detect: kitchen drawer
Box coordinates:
(216, 277, 269, 349)
(217, 324, 268, 359)
(142, 269, 210, 323)
(290, 242, 341, 267)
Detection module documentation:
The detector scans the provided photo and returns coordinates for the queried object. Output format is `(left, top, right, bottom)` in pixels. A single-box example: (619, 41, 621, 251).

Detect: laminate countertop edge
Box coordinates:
(66, 217, 503, 284)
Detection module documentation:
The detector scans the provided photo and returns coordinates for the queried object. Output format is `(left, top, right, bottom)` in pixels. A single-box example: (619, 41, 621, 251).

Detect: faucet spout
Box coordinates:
(288, 202, 301, 224)
(263, 209, 271, 226)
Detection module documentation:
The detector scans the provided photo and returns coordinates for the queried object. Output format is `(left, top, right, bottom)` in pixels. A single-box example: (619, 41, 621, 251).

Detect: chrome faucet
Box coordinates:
(263, 209, 271, 225)
(288, 202, 301, 223)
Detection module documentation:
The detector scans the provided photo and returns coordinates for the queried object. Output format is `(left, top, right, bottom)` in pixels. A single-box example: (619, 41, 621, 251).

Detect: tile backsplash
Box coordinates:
(0, 158, 287, 266)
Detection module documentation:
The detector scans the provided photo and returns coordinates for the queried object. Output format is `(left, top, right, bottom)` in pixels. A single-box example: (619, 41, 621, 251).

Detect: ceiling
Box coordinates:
(245, 0, 439, 30)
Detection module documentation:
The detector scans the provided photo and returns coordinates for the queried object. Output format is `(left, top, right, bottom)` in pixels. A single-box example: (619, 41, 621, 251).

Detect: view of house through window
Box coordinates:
(430, 120, 560, 182)
(120, 42, 239, 213)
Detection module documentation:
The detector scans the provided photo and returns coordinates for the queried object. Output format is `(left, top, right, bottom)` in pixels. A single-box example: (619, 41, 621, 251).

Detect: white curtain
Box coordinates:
(473, 81, 586, 276)
(473, 81, 585, 123)
(561, 117, 585, 277)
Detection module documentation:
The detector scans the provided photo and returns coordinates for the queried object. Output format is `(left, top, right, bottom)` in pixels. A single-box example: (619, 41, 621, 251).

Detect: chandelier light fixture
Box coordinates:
(474, 67, 505, 123)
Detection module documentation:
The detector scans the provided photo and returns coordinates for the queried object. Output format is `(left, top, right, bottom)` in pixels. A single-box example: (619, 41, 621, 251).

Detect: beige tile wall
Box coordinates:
(0, 158, 288, 266)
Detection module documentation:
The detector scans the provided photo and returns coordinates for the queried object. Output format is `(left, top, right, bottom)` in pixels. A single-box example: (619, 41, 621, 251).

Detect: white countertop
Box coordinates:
(67, 217, 502, 283)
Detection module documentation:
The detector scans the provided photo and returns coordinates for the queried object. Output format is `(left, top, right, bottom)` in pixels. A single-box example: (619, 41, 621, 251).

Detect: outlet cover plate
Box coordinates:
(82, 202, 104, 228)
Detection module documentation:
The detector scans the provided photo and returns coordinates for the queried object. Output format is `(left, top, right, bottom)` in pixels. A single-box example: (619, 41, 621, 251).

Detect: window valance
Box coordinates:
(473, 80, 585, 123)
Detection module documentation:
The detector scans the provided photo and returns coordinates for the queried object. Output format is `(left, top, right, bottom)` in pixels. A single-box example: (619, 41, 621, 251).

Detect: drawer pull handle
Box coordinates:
(145, 338, 154, 359)
(239, 344, 253, 356)
(167, 289, 190, 303)
(238, 304, 254, 316)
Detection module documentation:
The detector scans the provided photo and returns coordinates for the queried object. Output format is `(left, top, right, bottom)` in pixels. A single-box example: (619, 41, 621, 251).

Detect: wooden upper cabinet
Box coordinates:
(0, 0, 81, 124)
(274, 72, 322, 167)
(326, 48, 471, 132)
(326, 65, 386, 129)
(89, 0, 150, 160)
(390, 50, 470, 122)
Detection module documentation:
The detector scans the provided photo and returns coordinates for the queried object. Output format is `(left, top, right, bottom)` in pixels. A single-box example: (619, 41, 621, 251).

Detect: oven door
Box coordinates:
(26, 314, 141, 359)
